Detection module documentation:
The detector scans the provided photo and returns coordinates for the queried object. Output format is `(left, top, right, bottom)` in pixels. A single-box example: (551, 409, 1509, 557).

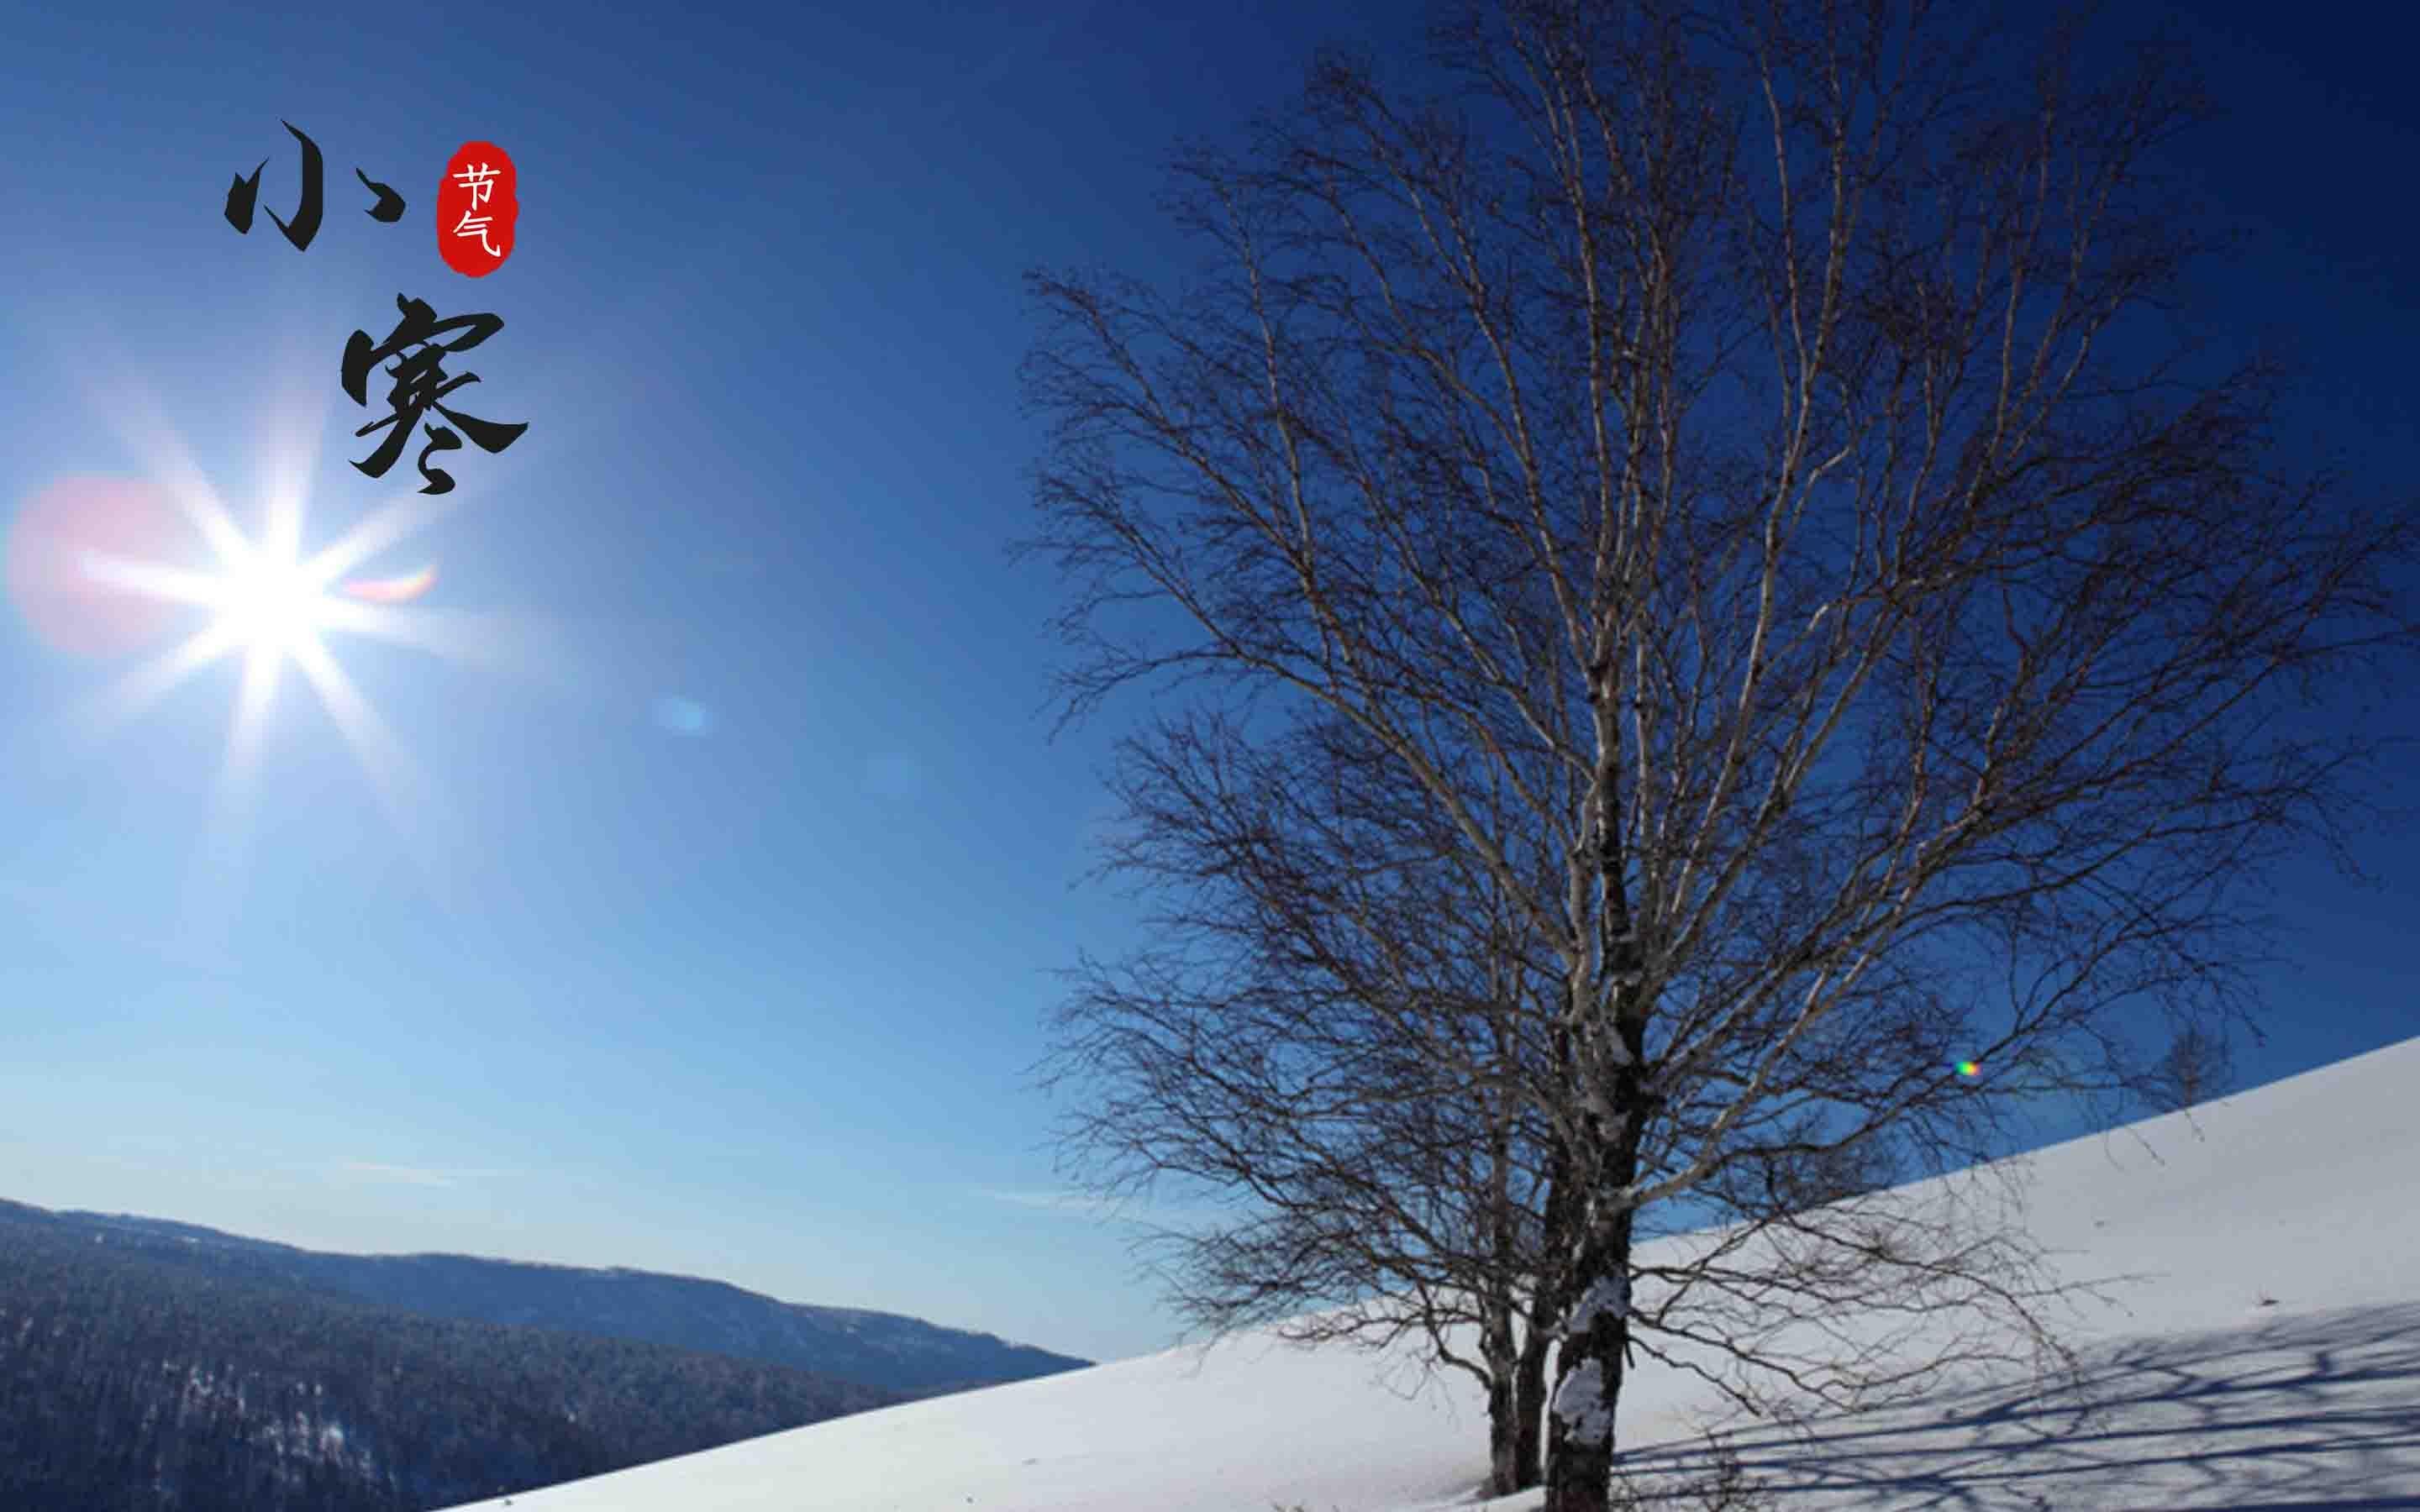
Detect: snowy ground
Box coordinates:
(444, 1037, 2420, 1510)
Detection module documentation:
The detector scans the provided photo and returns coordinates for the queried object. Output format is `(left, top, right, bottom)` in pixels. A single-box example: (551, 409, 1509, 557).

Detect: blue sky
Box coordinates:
(0, 2, 2412, 1368)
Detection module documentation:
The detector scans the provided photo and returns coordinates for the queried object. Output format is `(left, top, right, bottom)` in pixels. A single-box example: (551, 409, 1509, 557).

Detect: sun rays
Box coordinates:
(9, 261, 738, 948)
(29, 376, 484, 943)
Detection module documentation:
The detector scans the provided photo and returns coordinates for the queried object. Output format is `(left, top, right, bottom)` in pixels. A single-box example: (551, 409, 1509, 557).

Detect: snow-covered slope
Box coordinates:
(444, 1037, 2420, 1511)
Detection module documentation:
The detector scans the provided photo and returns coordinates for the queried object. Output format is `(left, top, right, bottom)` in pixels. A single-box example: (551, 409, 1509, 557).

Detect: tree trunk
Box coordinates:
(1513, 1317, 1554, 1490)
(1519, 1118, 1580, 1492)
(1544, 1010, 1649, 1512)
(1486, 1365, 1522, 1495)
(1476, 1291, 1527, 1497)
(1544, 1200, 1642, 1512)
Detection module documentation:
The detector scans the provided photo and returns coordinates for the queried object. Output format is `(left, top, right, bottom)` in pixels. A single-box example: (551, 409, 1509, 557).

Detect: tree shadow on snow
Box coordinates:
(1616, 1303, 2420, 1509)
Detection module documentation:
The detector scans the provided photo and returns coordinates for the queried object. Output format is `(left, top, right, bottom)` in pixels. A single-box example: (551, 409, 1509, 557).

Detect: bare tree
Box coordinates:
(1021, 2, 2417, 1507)
(1044, 708, 1576, 1492)
(2139, 1021, 2238, 1112)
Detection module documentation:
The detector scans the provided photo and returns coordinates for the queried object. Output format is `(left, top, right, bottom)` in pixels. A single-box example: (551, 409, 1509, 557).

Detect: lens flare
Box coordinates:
(341, 562, 438, 604)
(42, 458, 475, 934)
(1955, 1059, 1983, 1079)
(651, 696, 711, 736)
(5, 476, 188, 655)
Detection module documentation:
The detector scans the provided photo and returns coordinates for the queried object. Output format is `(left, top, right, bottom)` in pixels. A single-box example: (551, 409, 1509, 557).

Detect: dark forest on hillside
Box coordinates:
(3, 1200, 1089, 1399)
(0, 1215, 901, 1512)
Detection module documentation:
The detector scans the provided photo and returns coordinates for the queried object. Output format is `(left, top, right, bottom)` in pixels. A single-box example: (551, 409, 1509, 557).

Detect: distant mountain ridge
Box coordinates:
(0, 1198, 1091, 1398)
(0, 1203, 904, 1512)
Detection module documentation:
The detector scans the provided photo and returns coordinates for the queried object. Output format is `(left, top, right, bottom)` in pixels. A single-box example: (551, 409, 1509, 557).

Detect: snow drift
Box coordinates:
(442, 1036, 2420, 1510)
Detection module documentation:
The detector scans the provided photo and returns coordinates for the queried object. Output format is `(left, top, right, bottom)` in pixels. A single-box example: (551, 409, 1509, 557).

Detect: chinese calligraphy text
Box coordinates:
(342, 295, 529, 496)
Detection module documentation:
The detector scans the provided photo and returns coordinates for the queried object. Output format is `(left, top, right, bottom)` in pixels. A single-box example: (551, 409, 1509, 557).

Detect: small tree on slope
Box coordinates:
(1020, 3, 2419, 1507)
(2139, 1021, 2237, 1113)
(1043, 708, 1577, 1492)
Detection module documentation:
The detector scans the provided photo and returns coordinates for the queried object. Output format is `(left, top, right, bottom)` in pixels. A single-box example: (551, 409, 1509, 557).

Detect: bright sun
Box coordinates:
(53, 466, 466, 890)
(212, 545, 332, 658)
(17, 349, 554, 945)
